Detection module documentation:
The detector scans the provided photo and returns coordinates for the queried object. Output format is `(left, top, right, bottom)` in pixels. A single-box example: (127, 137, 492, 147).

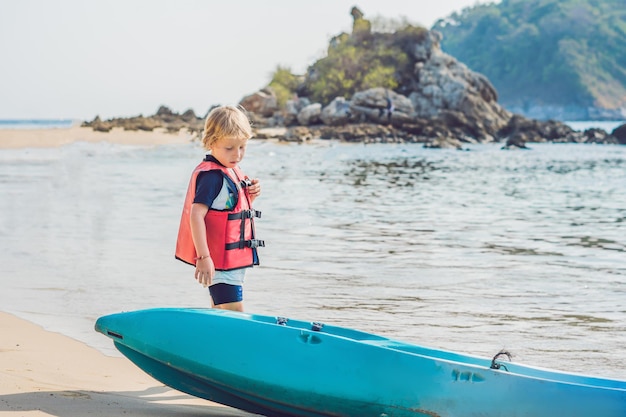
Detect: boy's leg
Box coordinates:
(214, 301, 244, 312)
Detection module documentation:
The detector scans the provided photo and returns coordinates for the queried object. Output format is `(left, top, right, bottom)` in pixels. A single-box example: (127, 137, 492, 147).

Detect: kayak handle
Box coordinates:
(490, 350, 512, 371)
(311, 322, 324, 331)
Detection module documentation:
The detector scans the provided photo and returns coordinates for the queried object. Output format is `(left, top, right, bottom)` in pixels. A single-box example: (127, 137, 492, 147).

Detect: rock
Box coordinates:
(181, 109, 197, 122)
(254, 127, 287, 139)
(319, 123, 401, 142)
(156, 106, 175, 117)
(410, 30, 442, 62)
(120, 116, 161, 131)
(423, 136, 463, 150)
(350, 6, 371, 40)
(583, 128, 618, 144)
(239, 88, 279, 117)
(282, 126, 315, 142)
(350, 88, 414, 125)
(297, 103, 322, 126)
(496, 115, 587, 144)
(539, 119, 578, 141)
(611, 123, 626, 145)
(501, 132, 530, 150)
(284, 97, 311, 125)
(82, 106, 204, 136)
(409, 47, 510, 136)
(320, 97, 353, 126)
(82, 115, 112, 132)
(438, 110, 493, 142)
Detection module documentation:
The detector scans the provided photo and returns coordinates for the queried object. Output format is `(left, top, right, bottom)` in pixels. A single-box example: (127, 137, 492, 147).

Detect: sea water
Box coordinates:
(0, 137, 625, 380)
(0, 119, 77, 129)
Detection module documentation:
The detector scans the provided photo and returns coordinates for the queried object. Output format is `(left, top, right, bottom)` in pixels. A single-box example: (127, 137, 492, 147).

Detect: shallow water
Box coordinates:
(1, 139, 624, 380)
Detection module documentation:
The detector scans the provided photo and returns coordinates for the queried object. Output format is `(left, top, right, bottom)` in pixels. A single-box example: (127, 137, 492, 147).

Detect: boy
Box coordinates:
(176, 105, 263, 311)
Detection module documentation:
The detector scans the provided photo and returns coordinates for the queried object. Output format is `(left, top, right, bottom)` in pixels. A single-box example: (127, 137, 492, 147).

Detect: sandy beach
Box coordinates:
(0, 126, 194, 149)
(0, 128, 254, 416)
(0, 312, 255, 416)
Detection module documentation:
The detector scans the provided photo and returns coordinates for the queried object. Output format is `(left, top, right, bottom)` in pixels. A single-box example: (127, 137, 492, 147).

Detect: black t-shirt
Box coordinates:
(193, 155, 238, 209)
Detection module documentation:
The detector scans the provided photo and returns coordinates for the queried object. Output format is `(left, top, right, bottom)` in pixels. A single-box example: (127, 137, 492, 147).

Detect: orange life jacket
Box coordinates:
(175, 160, 263, 270)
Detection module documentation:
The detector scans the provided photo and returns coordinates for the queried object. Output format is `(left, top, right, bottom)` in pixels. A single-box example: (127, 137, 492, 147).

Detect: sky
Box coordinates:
(0, 1, 495, 120)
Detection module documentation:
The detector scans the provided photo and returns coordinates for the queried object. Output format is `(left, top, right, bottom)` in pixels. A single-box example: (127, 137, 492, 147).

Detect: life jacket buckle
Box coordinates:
(243, 209, 261, 219)
(246, 239, 265, 249)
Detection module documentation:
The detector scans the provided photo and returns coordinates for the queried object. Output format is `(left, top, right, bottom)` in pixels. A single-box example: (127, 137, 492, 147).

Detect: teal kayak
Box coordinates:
(95, 308, 625, 417)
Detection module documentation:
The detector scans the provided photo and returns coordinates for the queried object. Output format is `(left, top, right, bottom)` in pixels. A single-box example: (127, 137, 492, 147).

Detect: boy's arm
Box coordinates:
(190, 203, 214, 287)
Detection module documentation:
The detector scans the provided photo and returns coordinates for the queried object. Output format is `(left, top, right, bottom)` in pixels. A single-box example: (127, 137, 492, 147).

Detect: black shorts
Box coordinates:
(209, 283, 243, 305)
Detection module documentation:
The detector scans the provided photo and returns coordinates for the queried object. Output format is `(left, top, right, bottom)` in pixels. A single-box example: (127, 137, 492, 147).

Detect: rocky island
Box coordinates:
(83, 7, 626, 149)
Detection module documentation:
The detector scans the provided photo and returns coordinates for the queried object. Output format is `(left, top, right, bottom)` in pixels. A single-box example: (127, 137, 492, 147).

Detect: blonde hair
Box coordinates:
(201, 105, 252, 150)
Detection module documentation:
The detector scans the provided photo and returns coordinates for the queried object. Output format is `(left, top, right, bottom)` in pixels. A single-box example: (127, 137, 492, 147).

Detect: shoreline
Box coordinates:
(0, 121, 623, 150)
(0, 126, 195, 149)
(0, 311, 253, 416)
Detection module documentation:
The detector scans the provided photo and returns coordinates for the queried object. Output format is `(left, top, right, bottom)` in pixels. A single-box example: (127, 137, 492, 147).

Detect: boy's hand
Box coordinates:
(195, 257, 215, 288)
(248, 178, 261, 202)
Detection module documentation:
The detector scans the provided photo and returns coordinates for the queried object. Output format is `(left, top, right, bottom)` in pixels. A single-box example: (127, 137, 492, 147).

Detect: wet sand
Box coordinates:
(0, 312, 253, 416)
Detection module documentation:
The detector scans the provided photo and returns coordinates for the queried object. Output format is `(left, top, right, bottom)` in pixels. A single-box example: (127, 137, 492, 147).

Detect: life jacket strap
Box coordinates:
(225, 239, 265, 250)
(227, 209, 262, 220)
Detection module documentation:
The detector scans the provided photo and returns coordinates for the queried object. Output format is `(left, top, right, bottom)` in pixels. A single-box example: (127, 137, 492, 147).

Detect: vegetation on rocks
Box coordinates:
(299, 25, 428, 105)
(268, 66, 301, 108)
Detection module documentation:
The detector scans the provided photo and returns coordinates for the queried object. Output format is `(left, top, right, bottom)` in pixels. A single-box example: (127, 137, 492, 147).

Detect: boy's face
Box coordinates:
(210, 136, 248, 168)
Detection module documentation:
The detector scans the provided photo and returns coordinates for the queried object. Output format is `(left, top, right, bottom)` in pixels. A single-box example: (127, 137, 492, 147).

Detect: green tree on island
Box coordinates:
(268, 8, 428, 107)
